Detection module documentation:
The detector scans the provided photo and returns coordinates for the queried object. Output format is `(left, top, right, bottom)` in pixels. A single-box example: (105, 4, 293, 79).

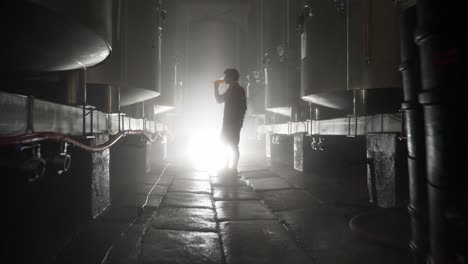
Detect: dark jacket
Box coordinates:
(216, 83, 247, 128)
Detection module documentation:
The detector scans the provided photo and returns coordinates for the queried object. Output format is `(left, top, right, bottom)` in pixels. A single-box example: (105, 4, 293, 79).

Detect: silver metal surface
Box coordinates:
(87, 0, 163, 106)
(3, 0, 112, 71)
(263, 0, 301, 114)
(0, 91, 161, 136)
(300, 0, 402, 110)
(265, 113, 402, 136)
(347, 0, 401, 91)
(300, 1, 347, 106)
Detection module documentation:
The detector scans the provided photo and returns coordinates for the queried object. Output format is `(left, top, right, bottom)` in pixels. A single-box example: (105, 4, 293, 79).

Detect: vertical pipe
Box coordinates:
(308, 103, 313, 135)
(399, 4, 428, 264)
(174, 62, 178, 111)
(116, 0, 122, 41)
(364, 0, 373, 64)
(64, 68, 87, 134)
(259, 0, 264, 69)
(106, 85, 120, 113)
(65, 68, 87, 106)
(346, 0, 350, 90)
(26, 96, 35, 133)
(82, 69, 87, 135)
(353, 89, 357, 116)
(90, 108, 94, 134)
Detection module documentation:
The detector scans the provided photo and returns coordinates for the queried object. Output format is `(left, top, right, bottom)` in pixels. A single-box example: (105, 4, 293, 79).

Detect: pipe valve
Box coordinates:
(318, 137, 325, 151)
(48, 142, 71, 175)
(311, 137, 318, 150)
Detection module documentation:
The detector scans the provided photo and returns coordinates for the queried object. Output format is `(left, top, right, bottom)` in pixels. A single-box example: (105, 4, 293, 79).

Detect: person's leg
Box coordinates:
(223, 144, 230, 169)
(232, 144, 240, 171)
(221, 127, 230, 170)
(231, 126, 241, 174)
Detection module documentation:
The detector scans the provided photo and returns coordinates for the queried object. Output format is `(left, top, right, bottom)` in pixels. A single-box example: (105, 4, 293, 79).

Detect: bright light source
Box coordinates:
(186, 127, 230, 172)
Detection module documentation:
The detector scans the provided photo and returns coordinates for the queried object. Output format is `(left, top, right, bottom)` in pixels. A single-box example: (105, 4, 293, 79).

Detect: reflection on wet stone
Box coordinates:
(141, 229, 222, 264)
(220, 220, 311, 264)
(215, 201, 275, 221)
(162, 192, 213, 209)
(150, 208, 217, 232)
(169, 179, 211, 193)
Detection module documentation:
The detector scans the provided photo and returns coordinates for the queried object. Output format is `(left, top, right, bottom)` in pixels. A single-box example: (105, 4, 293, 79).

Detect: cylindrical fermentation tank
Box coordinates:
(263, 0, 301, 118)
(299, 1, 347, 109)
(149, 0, 180, 117)
(347, 0, 401, 91)
(245, 0, 265, 116)
(300, 0, 402, 114)
(87, 0, 164, 107)
(3, 0, 112, 72)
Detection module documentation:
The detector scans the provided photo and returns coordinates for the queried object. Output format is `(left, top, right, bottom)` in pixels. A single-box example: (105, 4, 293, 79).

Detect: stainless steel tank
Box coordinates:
(347, 0, 401, 91)
(144, 60, 178, 120)
(246, 72, 265, 116)
(245, 0, 264, 116)
(3, 0, 112, 72)
(300, 0, 402, 114)
(299, 1, 347, 109)
(87, 0, 163, 107)
(149, 1, 178, 117)
(347, 0, 402, 115)
(263, 0, 301, 118)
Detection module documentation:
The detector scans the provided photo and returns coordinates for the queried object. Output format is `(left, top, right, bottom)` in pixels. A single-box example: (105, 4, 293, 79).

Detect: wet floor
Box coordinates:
(55, 156, 412, 264)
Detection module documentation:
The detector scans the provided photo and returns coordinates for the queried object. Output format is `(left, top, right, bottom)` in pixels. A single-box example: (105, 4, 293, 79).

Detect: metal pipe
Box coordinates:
(64, 68, 87, 134)
(65, 68, 87, 106)
(399, 5, 428, 264)
(0, 130, 161, 152)
(364, 0, 373, 64)
(318, 137, 325, 151)
(311, 137, 318, 150)
(116, 0, 122, 41)
(48, 153, 71, 175)
(106, 85, 120, 113)
(309, 103, 313, 135)
(26, 96, 35, 133)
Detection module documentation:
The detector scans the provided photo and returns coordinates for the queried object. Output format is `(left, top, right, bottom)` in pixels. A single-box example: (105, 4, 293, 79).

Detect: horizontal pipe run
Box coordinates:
(0, 130, 161, 152)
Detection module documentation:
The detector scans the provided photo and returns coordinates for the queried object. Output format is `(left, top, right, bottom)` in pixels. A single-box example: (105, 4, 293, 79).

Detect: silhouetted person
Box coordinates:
(214, 68, 247, 175)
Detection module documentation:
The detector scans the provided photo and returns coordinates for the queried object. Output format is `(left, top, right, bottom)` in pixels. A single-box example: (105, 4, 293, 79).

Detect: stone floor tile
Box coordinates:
(156, 175, 174, 186)
(113, 194, 163, 208)
(150, 208, 216, 232)
(105, 224, 147, 264)
(173, 171, 210, 181)
(215, 201, 275, 221)
(140, 229, 222, 264)
(55, 222, 129, 264)
(113, 183, 168, 196)
(212, 186, 260, 201)
(240, 170, 279, 179)
(220, 220, 311, 264)
(276, 207, 364, 255)
(169, 179, 211, 194)
(100, 207, 139, 223)
(161, 192, 213, 209)
(246, 177, 291, 191)
(260, 189, 321, 212)
(210, 177, 247, 187)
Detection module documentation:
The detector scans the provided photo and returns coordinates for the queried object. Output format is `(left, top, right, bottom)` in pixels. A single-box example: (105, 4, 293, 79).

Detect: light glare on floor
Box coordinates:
(186, 128, 229, 172)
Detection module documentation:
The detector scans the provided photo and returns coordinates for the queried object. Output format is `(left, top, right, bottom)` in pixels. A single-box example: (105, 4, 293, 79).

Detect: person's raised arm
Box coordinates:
(214, 80, 225, 103)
